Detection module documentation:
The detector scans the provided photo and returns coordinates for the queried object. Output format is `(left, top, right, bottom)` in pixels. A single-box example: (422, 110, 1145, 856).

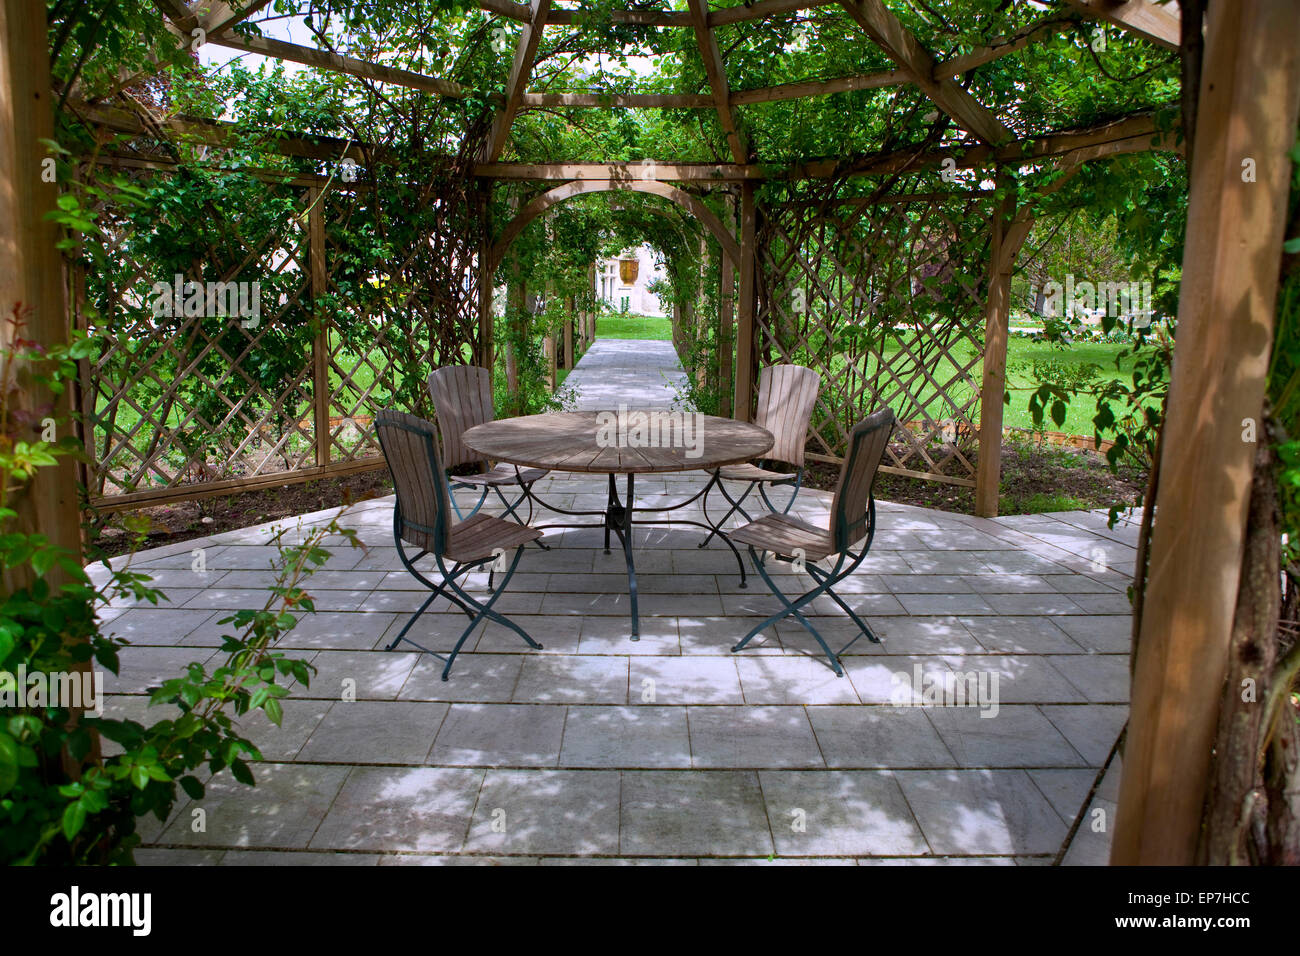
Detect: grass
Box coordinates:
(593, 312, 673, 339)
(588, 315, 1146, 437)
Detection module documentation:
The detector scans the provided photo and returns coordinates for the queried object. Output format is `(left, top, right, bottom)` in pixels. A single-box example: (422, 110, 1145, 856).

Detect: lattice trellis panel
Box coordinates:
(755, 179, 995, 482)
(77, 160, 486, 509)
(81, 167, 318, 502)
(320, 184, 486, 467)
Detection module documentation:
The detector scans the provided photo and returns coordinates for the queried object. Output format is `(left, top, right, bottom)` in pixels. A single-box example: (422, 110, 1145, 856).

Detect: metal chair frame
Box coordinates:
(731, 409, 895, 676)
(376, 412, 542, 681)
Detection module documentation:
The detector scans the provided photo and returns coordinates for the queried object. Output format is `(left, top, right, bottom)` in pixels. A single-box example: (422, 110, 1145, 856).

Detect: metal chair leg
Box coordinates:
(438, 545, 539, 680)
(733, 547, 853, 675)
(699, 479, 757, 549)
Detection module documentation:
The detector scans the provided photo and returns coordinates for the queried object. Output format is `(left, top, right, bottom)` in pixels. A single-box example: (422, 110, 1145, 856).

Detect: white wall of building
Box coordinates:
(594, 244, 667, 317)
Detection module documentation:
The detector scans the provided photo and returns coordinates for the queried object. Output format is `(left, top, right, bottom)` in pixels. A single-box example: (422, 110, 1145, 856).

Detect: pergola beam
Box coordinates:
(936, 15, 1068, 79)
(487, 0, 552, 163)
(730, 70, 904, 105)
(838, 0, 1013, 145)
(687, 0, 748, 163)
(520, 71, 904, 109)
(1112, 0, 1300, 865)
(1063, 0, 1181, 50)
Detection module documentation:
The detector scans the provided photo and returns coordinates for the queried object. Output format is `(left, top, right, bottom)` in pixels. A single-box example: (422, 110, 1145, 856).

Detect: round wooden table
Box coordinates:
(463, 411, 773, 639)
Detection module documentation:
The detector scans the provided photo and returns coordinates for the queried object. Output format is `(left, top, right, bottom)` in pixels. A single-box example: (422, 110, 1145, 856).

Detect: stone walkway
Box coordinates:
(95, 340, 1132, 865)
(562, 338, 689, 410)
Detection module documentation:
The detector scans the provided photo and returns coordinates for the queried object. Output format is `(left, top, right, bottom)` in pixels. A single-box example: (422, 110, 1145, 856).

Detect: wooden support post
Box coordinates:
(733, 181, 758, 421)
(308, 187, 331, 467)
(0, 0, 82, 580)
(975, 189, 1014, 517)
(505, 268, 523, 397)
(544, 333, 556, 391)
(563, 296, 574, 370)
(1112, 0, 1300, 865)
(719, 246, 735, 418)
(479, 190, 495, 372)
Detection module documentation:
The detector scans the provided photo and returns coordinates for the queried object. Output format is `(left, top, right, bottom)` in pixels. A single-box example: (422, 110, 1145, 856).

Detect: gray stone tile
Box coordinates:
(134, 848, 226, 865)
(296, 700, 448, 763)
(219, 850, 380, 865)
(399, 653, 524, 702)
(687, 706, 822, 768)
(895, 769, 1069, 855)
(295, 649, 418, 700)
(899, 551, 992, 574)
(275, 611, 398, 651)
(231, 697, 333, 762)
(1049, 655, 1131, 703)
(103, 608, 219, 646)
(923, 706, 1086, 767)
(760, 770, 927, 856)
(464, 769, 621, 855)
(897, 593, 996, 616)
(158, 763, 349, 848)
(103, 645, 218, 695)
(476, 615, 582, 653)
(866, 616, 982, 654)
(736, 656, 861, 704)
(959, 616, 1083, 654)
(1039, 704, 1128, 765)
(513, 655, 629, 704)
(1029, 768, 1098, 825)
(629, 656, 743, 704)
(310, 766, 483, 852)
(560, 706, 692, 768)
(938, 654, 1088, 704)
(880, 574, 972, 594)
(620, 771, 773, 857)
(1052, 615, 1132, 653)
(843, 656, 957, 705)
(981, 593, 1086, 616)
(807, 706, 956, 768)
(429, 703, 566, 766)
(580, 615, 679, 654)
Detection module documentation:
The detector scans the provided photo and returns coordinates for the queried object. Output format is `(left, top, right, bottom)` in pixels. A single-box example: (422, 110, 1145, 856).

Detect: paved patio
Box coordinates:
(92, 341, 1133, 865)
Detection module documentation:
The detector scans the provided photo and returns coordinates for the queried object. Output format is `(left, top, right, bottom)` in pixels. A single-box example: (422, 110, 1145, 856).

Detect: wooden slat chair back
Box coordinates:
(374, 407, 545, 681)
(427, 365, 494, 470)
(752, 364, 821, 467)
(829, 407, 896, 552)
(375, 409, 452, 556)
(727, 407, 896, 676)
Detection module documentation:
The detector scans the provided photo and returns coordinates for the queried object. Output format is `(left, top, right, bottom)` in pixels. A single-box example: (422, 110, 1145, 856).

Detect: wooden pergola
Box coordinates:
(2, 0, 1298, 865)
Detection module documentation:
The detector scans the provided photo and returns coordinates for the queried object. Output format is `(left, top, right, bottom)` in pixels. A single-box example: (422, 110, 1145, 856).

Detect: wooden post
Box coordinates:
(308, 187, 330, 467)
(587, 261, 597, 345)
(478, 190, 495, 372)
(0, 0, 82, 577)
(563, 295, 574, 369)
(733, 181, 757, 422)
(505, 268, 523, 396)
(974, 189, 1013, 518)
(718, 194, 736, 417)
(1112, 0, 1300, 865)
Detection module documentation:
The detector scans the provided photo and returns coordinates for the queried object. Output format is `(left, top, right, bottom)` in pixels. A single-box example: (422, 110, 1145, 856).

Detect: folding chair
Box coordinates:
(375, 409, 544, 681)
(427, 365, 547, 528)
(728, 407, 895, 676)
(700, 364, 820, 549)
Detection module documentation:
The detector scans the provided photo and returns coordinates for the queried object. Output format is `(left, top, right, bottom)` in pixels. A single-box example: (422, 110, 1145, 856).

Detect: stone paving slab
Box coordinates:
(102, 339, 1133, 865)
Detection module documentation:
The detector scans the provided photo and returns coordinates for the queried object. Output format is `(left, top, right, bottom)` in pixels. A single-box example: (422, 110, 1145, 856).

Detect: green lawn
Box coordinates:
(590, 315, 1144, 436)
(592, 313, 673, 339)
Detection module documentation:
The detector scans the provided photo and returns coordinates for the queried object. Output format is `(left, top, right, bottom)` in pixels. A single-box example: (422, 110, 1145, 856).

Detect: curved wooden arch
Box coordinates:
(489, 179, 740, 272)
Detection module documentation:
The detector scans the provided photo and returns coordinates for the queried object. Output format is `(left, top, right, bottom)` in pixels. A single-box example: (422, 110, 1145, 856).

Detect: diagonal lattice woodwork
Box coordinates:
(754, 174, 995, 483)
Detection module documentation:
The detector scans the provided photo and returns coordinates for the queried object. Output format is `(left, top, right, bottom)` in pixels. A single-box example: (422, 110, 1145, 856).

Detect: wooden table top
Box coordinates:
(463, 411, 773, 474)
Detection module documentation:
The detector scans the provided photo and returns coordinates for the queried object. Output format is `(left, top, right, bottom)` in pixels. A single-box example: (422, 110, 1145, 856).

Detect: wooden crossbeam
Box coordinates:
(520, 72, 903, 109)
(520, 92, 713, 108)
(838, 0, 1013, 145)
(1064, 0, 1181, 50)
(730, 70, 904, 105)
(487, 0, 552, 163)
(474, 110, 1176, 181)
(206, 31, 470, 98)
(687, 0, 748, 163)
(935, 15, 1067, 79)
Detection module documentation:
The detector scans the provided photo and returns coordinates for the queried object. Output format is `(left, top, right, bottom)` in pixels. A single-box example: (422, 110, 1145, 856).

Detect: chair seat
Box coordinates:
(445, 513, 544, 563)
(718, 462, 796, 483)
(728, 513, 834, 561)
(455, 464, 547, 487)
